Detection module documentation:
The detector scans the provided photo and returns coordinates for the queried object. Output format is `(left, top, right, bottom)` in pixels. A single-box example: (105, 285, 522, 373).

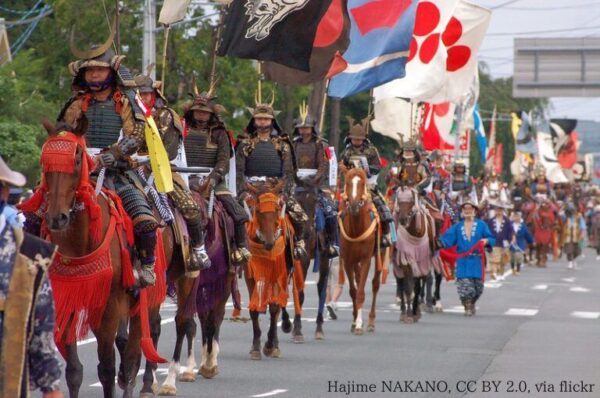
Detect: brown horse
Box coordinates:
(24, 125, 164, 398)
(281, 186, 332, 342)
(158, 191, 235, 395)
(392, 186, 436, 323)
(338, 168, 382, 335)
(244, 179, 292, 359)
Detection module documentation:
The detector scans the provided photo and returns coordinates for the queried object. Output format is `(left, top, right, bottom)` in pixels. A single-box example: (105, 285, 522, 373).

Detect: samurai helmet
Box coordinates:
(346, 115, 370, 140)
(293, 101, 318, 136)
(535, 164, 546, 177)
(133, 64, 167, 103)
(453, 159, 467, 172)
(183, 75, 226, 115)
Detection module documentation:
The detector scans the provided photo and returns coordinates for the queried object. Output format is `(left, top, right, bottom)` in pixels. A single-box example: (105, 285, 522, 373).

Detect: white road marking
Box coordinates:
(532, 284, 548, 290)
(505, 308, 538, 316)
(562, 277, 576, 283)
(570, 286, 591, 293)
(571, 311, 600, 319)
(78, 317, 175, 347)
(484, 281, 503, 288)
(251, 389, 288, 397)
(444, 306, 466, 314)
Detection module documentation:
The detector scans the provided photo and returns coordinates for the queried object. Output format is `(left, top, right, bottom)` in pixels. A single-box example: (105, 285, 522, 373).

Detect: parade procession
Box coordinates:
(2, 0, 600, 397)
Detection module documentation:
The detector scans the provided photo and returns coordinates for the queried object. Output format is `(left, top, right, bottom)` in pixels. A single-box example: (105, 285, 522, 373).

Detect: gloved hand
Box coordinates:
(503, 240, 510, 248)
(96, 151, 117, 167)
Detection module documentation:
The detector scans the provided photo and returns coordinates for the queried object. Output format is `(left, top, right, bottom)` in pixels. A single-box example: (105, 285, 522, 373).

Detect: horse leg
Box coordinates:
(368, 268, 381, 332)
(345, 265, 358, 333)
(315, 258, 330, 340)
(434, 271, 443, 312)
(425, 272, 434, 313)
(292, 288, 304, 344)
(95, 299, 124, 398)
(158, 313, 189, 396)
(263, 304, 281, 358)
(412, 276, 422, 321)
(179, 318, 198, 382)
(65, 343, 84, 398)
(280, 306, 292, 334)
(198, 312, 213, 378)
(354, 260, 369, 335)
(397, 276, 407, 322)
(140, 310, 161, 397)
(115, 320, 128, 390)
(249, 310, 262, 360)
(120, 314, 143, 398)
(201, 279, 229, 378)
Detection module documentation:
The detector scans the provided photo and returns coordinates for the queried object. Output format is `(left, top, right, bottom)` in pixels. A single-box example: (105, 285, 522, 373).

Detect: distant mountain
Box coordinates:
(576, 120, 600, 154)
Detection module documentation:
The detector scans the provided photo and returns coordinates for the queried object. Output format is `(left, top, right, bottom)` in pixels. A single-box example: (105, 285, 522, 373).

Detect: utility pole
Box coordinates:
(143, 0, 156, 79)
(0, 18, 12, 66)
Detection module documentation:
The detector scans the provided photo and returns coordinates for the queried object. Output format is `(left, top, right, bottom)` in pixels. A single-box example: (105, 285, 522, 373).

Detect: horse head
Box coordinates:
(343, 168, 368, 216)
(40, 119, 93, 231)
(247, 178, 285, 250)
(394, 185, 418, 228)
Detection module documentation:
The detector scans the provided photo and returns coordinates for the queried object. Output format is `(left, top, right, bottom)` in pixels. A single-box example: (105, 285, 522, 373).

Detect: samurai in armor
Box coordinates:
(481, 169, 509, 207)
(182, 83, 252, 264)
(292, 105, 338, 257)
(339, 117, 393, 247)
(134, 73, 210, 272)
(530, 165, 554, 199)
(57, 33, 158, 286)
(235, 103, 309, 259)
(397, 139, 431, 194)
(449, 160, 472, 202)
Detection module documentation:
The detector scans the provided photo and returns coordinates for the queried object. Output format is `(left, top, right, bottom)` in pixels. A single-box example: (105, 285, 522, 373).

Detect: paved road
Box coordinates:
(55, 249, 599, 398)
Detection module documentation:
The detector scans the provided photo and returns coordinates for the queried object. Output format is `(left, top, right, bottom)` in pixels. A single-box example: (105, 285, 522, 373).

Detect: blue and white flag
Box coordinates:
(328, 0, 417, 98)
(473, 103, 487, 163)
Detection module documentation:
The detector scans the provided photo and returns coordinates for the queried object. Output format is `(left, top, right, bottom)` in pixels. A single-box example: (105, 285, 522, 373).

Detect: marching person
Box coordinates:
(486, 203, 514, 280)
(339, 117, 393, 247)
(0, 156, 64, 398)
(510, 210, 533, 275)
(561, 203, 586, 269)
(439, 200, 495, 316)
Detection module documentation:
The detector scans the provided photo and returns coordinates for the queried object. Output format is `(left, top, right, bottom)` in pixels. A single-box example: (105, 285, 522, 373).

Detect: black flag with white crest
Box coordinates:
(217, 0, 333, 71)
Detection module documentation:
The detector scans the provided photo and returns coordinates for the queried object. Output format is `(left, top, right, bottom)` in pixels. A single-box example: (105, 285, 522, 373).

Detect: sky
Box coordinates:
(474, 0, 600, 121)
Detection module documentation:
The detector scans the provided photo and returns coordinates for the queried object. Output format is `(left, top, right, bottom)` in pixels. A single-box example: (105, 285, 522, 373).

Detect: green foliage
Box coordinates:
(0, 122, 45, 185)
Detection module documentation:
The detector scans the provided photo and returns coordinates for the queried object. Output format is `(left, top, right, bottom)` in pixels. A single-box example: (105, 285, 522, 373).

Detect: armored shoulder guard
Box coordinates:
(121, 88, 145, 122)
(57, 94, 81, 122)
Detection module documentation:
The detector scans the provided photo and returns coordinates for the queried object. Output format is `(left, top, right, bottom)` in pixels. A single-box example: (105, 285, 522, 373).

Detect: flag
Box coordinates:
(426, 0, 491, 104)
(472, 103, 487, 163)
(485, 105, 496, 168)
(373, 0, 460, 103)
(512, 111, 537, 154)
(328, 0, 418, 98)
(493, 143, 503, 175)
(370, 97, 415, 145)
(536, 125, 569, 184)
(557, 131, 578, 170)
(217, 0, 333, 71)
(159, 0, 191, 24)
(420, 101, 456, 150)
(262, 0, 351, 84)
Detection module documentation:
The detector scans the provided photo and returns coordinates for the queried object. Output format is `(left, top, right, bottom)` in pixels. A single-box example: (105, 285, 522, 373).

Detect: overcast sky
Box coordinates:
(474, 0, 600, 121)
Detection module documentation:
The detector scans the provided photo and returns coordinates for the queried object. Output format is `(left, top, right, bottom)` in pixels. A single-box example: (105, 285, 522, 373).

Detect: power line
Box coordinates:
(490, 0, 523, 9)
(503, 1, 600, 10)
(487, 24, 600, 36)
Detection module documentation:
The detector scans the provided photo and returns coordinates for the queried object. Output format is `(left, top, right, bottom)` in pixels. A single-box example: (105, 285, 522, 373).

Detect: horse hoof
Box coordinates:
(158, 385, 177, 396)
(250, 350, 262, 360)
(281, 319, 292, 334)
(354, 327, 364, 336)
(270, 348, 281, 358)
(292, 332, 304, 344)
(315, 331, 325, 340)
(425, 305, 434, 314)
(199, 366, 219, 379)
(140, 393, 155, 398)
(179, 371, 196, 382)
(350, 323, 356, 333)
(367, 325, 375, 333)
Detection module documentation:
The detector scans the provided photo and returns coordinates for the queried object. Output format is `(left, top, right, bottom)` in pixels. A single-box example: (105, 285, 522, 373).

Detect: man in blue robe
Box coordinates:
(440, 201, 495, 316)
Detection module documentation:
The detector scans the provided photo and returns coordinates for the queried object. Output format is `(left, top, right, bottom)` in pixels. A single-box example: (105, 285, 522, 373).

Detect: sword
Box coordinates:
(95, 167, 106, 196)
(243, 200, 252, 219)
(207, 188, 215, 219)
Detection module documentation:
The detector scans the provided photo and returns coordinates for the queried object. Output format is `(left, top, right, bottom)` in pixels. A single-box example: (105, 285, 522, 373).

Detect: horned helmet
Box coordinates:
(183, 76, 226, 126)
(345, 115, 370, 142)
(245, 84, 282, 136)
(293, 101, 319, 137)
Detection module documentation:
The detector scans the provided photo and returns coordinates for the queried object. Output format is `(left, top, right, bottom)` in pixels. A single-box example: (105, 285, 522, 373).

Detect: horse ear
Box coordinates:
(42, 118, 55, 136)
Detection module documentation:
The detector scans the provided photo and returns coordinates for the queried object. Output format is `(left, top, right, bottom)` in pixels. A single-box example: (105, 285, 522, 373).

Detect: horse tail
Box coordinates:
(139, 288, 168, 363)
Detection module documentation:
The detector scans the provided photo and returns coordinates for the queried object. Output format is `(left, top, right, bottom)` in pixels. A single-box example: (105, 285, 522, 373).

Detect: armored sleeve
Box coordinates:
(281, 140, 296, 196)
(416, 164, 432, 191)
(366, 146, 382, 176)
(113, 96, 146, 157)
(340, 146, 351, 167)
(59, 96, 84, 129)
(313, 141, 328, 186)
(156, 107, 182, 161)
(235, 140, 248, 197)
(210, 127, 232, 185)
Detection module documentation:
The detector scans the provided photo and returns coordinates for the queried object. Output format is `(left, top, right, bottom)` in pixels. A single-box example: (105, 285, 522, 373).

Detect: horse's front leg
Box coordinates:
(368, 267, 381, 332)
(353, 258, 371, 335)
(250, 309, 262, 360)
(315, 257, 330, 340)
(95, 298, 125, 398)
(345, 263, 358, 333)
(158, 313, 192, 396)
(65, 343, 84, 398)
(264, 304, 281, 358)
(140, 310, 161, 397)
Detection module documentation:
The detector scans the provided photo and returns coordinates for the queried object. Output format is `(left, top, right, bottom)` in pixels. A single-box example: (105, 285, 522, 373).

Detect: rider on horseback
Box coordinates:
(397, 138, 431, 195)
(182, 81, 252, 264)
(292, 104, 338, 257)
(235, 102, 309, 260)
(339, 117, 393, 248)
(56, 36, 158, 286)
(134, 73, 211, 272)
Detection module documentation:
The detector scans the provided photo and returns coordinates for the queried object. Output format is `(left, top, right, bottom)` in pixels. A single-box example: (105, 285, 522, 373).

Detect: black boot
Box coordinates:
(188, 221, 211, 272)
(233, 223, 252, 263)
(324, 216, 339, 258)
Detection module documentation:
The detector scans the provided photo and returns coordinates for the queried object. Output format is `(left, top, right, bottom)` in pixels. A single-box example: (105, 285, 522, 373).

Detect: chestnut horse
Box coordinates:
(244, 179, 292, 359)
(23, 125, 164, 398)
(392, 186, 436, 323)
(338, 168, 383, 335)
(281, 186, 332, 342)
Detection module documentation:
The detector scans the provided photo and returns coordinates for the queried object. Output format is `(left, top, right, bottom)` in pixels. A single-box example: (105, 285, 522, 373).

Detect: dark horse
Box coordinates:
(158, 190, 235, 395)
(244, 179, 293, 359)
(25, 125, 164, 398)
(281, 186, 332, 342)
(392, 186, 436, 323)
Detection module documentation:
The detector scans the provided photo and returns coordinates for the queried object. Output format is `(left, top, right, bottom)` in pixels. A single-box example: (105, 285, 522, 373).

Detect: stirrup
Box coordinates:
(138, 264, 156, 287)
(294, 240, 308, 260)
(191, 245, 211, 271)
(232, 247, 252, 263)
